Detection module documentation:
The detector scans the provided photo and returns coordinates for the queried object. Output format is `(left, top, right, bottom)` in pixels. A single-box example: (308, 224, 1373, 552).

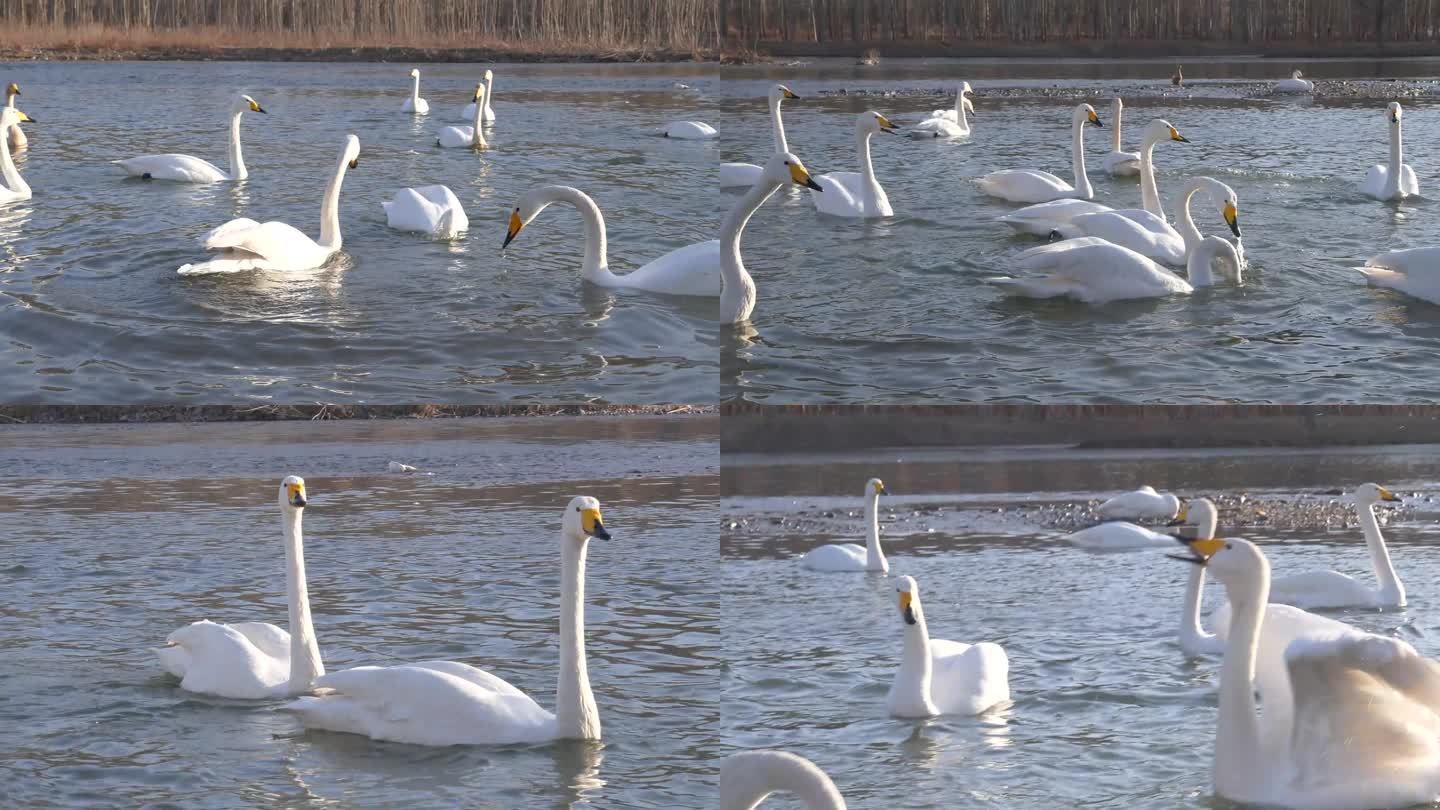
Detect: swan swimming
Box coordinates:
(1055, 174, 1240, 267)
(504, 184, 719, 296)
(886, 576, 1010, 717)
(1359, 245, 1440, 304)
(383, 185, 467, 239)
(1067, 492, 1204, 551)
(1359, 102, 1419, 201)
(799, 478, 889, 572)
(1101, 98, 1141, 176)
(719, 84, 801, 188)
(5, 82, 27, 150)
(0, 107, 35, 203)
(157, 476, 325, 699)
(987, 232, 1241, 304)
(1173, 534, 1440, 809)
(810, 111, 897, 218)
(720, 750, 846, 810)
(437, 84, 488, 149)
(1098, 485, 1181, 521)
(978, 103, 1102, 203)
(908, 82, 974, 139)
(176, 134, 360, 274)
(664, 121, 717, 139)
(283, 496, 611, 746)
(1264, 483, 1406, 610)
(115, 94, 266, 183)
(401, 68, 429, 114)
(1275, 70, 1314, 94)
(458, 70, 497, 124)
(722, 151, 823, 325)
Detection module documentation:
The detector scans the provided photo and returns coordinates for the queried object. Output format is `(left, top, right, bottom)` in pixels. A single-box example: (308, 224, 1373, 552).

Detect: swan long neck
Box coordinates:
(544, 187, 611, 283)
(556, 536, 600, 740)
(484, 73, 495, 111)
(1360, 499, 1404, 605)
(864, 491, 886, 571)
(5, 89, 14, 109)
(722, 753, 847, 810)
(720, 177, 780, 324)
(317, 147, 352, 250)
(1175, 179, 1204, 252)
(1388, 120, 1403, 196)
(283, 507, 324, 693)
(472, 93, 487, 147)
(1188, 238, 1242, 287)
(0, 120, 29, 196)
(895, 605, 935, 714)
(1111, 103, 1123, 152)
(1179, 565, 1215, 651)
(1071, 114, 1092, 199)
(1140, 139, 1164, 218)
(410, 72, 421, 104)
(955, 90, 970, 133)
(1215, 570, 1268, 798)
(227, 109, 247, 181)
(857, 127, 882, 213)
(769, 93, 788, 154)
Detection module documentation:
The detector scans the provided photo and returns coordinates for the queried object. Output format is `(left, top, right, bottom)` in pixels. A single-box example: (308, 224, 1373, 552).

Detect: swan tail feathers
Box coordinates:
(985, 276, 1076, 299)
(1358, 266, 1406, 287)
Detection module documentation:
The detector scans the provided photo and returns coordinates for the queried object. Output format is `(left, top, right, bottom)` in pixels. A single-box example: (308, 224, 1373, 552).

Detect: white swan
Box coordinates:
(176, 134, 360, 275)
(1275, 70, 1314, 94)
(1175, 534, 1440, 809)
(810, 111, 897, 218)
(999, 118, 1187, 237)
(799, 478, 888, 573)
(978, 103, 1101, 203)
(1098, 485, 1181, 521)
(504, 185, 718, 296)
(1358, 246, 1440, 303)
(116, 94, 266, 183)
(0, 107, 35, 203)
(886, 576, 1010, 717)
(383, 185, 467, 239)
(908, 83, 974, 139)
(1066, 521, 1178, 550)
(1055, 174, 1239, 267)
(719, 84, 800, 188)
(401, 68, 429, 114)
(157, 476, 325, 699)
(722, 151, 823, 325)
(1101, 98, 1141, 176)
(5, 82, 27, 150)
(720, 751, 846, 810)
(283, 496, 610, 746)
(458, 70, 497, 124)
(1360, 102, 1419, 201)
(437, 84, 487, 149)
(987, 233, 1241, 304)
(664, 121, 717, 139)
(1265, 483, 1406, 610)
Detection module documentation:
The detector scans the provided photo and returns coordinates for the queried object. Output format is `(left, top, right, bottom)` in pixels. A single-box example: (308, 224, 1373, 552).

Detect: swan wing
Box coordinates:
(115, 154, 229, 184)
(160, 619, 289, 698)
(1360, 165, 1389, 199)
(1268, 570, 1378, 610)
(1402, 164, 1421, 196)
(664, 121, 718, 139)
(436, 126, 476, 148)
(1061, 211, 1185, 264)
(408, 660, 529, 699)
(1098, 488, 1167, 519)
(719, 162, 763, 188)
(932, 640, 1010, 715)
(621, 239, 720, 296)
(1063, 521, 1174, 550)
(203, 219, 317, 263)
(992, 239, 1193, 304)
(908, 116, 963, 139)
(811, 172, 866, 217)
(978, 169, 1076, 203)
(997, 199, 1113, 235)
(384, 186, 467, 236)
(228, 622, 293, 661)
(799, 543, 868, 572)
(1103, 150, 1142, 176)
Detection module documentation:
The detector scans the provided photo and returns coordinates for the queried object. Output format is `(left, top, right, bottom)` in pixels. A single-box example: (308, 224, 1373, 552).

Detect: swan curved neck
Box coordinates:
(410, 73, 421, 103)
(722, 754, 846, 810)
(1179, 565, 1215, 651)
(227, 109, 247, 181)
(1112, 104, 1123, 152)
(894, 608, 936, 716)
(720, 177, 780, 324)
(1359, 500, 1404, 605)
(543, 187, 610, 283)
(1071, 115, 1092, 199)
(1215, 575, 1268, 799)
(1140, 139, 1164, 218)
(769, 93, 788, 154)
(556, 536, 600, 739)
(864, 492, 886, 571)
(283, 508, 324, 693)
(0, 121, 29, 196)
(317, 148, 351, 250)
(1388, 121, 1403, 195)
(856, 128, 883, 214)
(1175, 179, 1205, 252)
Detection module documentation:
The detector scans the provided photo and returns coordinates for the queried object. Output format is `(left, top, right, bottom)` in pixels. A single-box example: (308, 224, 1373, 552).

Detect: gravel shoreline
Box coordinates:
(0, 403, 714, 424)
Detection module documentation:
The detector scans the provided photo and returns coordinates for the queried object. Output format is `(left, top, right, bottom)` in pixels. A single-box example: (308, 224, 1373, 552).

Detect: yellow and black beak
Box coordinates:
(876, 113, 899, 134)
(874, 481, 888, 496)
(286, 482, 308, 508)
(580, 507, 611, 540)
(8, 84, 18, 97)
(473, 86, 484, 103)
(1087, 110, 1104, 128)
(1380, 487, 1402, 503)
(503, 209, 524, 248)
(1167, 536, 1224, 565)
(1169, 126, 1189, 143)
(899, 590, 917, 625)
(781, 86, 800, 100)
(15, 110, 34, 124)
(1224, 201, 1240, 238)
(788, 161, 823, 192)
(249, 99, 267, 114)
(1392, 111, 1401, 124)
(1166, 502, 1189, 527)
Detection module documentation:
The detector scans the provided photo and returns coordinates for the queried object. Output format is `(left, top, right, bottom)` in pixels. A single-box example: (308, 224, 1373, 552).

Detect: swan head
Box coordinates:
(859, 110, 899, 135)
(1291, 69, 1304, 79)
(1167, 497, 1216, 539)
(472, 83, 486, 103)
(409, 68, 420, 78)
(960, 81, 973, 95)
(5, 82, 17, 97)
(894, 575, 922, 625)
(234, 94, 266, 114)
(484, 69, 494, 81)
(1075, 103, 1103, 128)
(278, 475, 308, 510)
(1388, 101, 1403, 125)
(765, 151, 822, 191)
(1171, 536, 1268, 594)
(0, 107, 33, 128)
(563, 496, 611, 542)
(1356, 483, 1402, 506)
(1111, 96, 1123, 112)
(771, 83, 800, 101)
(1192, 177, 1241, 237)
(866, 477, 888, 496)
(1141, 118, 1188, 147)
(340, 134, 360, 169)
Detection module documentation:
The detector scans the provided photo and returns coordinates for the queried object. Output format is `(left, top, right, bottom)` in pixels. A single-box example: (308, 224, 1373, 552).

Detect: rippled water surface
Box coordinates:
(0, 62, 719, 402)
(719, 59, 1440, 402)
(1, 416, 719, 807)
(722, 444, 1440, 807)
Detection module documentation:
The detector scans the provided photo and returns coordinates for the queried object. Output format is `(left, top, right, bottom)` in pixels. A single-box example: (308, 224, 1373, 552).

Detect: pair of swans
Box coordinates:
(437, 84, 489, 149)
(457, 70, 497, 123)
(722, 151, 824, 323)
(1053, 174, 1242, 268)
(986, 230, 1242, 304)
(1066, 491, 1198, 551)
(6, 82, 27, 149)
(176, 134, 360, 274)
(401, 68, 429, 114)
(0, 107, 35, 203)
(811, 111, 897, 218)
(978, 103, 1101, 203)
(720, 83, 801, 188)
(383, 185, 468, 239)
(1098, 485, 1181, 521)
(161, 479, 612, 746)
(1173, 530, 1440, 808)
(116, 94, 266, 183)
(1359, 101, 1419, 201)
(799, 478, 889, 572)
(1275, 70, 1314, 94)
(886, 575, 1010, 717)
(909, 82, 974, 139)
(721, 751, 845, 810)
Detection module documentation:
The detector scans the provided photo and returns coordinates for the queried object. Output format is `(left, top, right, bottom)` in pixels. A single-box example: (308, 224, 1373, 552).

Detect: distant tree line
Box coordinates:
(721, 0, 1437, 45)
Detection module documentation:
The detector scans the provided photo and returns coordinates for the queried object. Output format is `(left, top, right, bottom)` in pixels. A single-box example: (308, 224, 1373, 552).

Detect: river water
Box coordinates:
(0, 416, 719, 807)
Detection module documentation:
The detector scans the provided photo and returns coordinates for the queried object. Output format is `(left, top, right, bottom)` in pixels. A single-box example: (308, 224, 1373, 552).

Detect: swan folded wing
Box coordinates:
(978, 170, 1074, 203)
(1361, 165, 1390, 198)
(1062, 211, 1184, 264)
(1267, 570, 1376, 609)
(624, 239, 721, 297)
(1402, 164, 1422, 196)
(909, 117, 961, 138)
(996, 199, 1111, 235)
(163, 620, 289, 698)
(437, 126, 476, 148)
(1003, 239, 1192, 304)
(1063, 521, 1172, 550)
(115, 154, 228, 183)
(384, 188, 449, 234)
(719, 163, 763, 188)
(203, 219, 312, 263)
(228, 621, 292, 662)
(932, 640, 1009, 715)
(1285, 632, 1440, 803)
(800, 543, 868, 571)
(812, 173, 865, 216)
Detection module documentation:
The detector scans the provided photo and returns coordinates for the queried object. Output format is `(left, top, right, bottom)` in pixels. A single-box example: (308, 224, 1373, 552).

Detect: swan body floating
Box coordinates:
(720, 84, 800, 188)
(116, 94, 266, 183)
(1174, 534, 1440, 809)
(1066, 520, 1183, 551)
(284, 497, 611, 746)
(722, 151, 823, 325)
(1275, 70, 1314, 93)
(383, 185, 468, 239)
(1264, 483, 1406, 610)
(988, 235, 1245, 304)
(799, 478, 889, 572)
(157, 476, 325, 699)
(1057, 174, 1240, 267)
(1098, 485, 1181, 521)
(1101, 98, 1141, 176)
(0, 107, 35, 203)
(995, 198, 1111, 237)
(458, 70, 496, 123)
(909, 83, 974, 139)
(810, 111, 897, 218)
(1360, 102, 1419, 201)
(504, 185, 718, 296)
(437, 84, 488, 149)
(664, 121, 717, 139)
(978, 104, 1101, 203)
(401, 68, 429, 114)
(5, 82, 27, 150)
(177, 135, 360, 275)
(720, 751, 846, 810)
(886, 576, 1010, 717)
(1359, 246, 1440, 304)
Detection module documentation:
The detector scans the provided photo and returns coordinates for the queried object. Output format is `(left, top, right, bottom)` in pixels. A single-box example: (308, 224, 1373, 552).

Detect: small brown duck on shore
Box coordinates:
(1171, 65, 1184, 86)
